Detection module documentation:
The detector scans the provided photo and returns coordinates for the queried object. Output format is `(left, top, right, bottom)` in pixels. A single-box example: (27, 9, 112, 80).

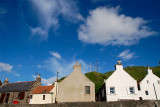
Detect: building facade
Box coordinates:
(0, 76, 41, 104)
(97, 61, 139, 102)
(57, 62, 95, 102)
(138, 66, 160, 100)
(29, 84, 56, 104)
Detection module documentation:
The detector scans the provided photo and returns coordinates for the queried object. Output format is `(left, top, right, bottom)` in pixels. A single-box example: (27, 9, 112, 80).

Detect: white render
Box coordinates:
(104, 63, 139, 101)
(138, 67, 160, 100)
(30, 84, 57, 104)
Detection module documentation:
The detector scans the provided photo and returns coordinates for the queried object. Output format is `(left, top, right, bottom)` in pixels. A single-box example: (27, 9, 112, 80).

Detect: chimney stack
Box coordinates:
(73, 62, 81, 72)
(115, 61, 123, 70)
(36, 74, 41, 82)
(147, 66, 153, 74)
(4, 77, 9, 84)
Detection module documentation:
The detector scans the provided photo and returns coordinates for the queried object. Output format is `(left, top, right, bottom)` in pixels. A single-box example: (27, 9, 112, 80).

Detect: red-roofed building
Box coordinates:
(29, 84, 57, 104)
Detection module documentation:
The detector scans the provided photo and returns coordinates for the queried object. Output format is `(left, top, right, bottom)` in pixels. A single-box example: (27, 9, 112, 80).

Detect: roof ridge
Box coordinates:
(7, 81, 36, 84)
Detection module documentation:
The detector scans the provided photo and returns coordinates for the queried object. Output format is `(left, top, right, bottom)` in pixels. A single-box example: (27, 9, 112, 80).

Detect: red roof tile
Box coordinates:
(31, 85, 54, 94)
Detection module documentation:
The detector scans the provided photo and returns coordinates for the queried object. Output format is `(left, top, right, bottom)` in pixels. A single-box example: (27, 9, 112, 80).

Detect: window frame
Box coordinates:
(85, 86, 90, 94)
(145, 91, 149, 95)
(129, 87, 135, 94)
(110, 87, 115, 94)
(30, 95, 33, 99)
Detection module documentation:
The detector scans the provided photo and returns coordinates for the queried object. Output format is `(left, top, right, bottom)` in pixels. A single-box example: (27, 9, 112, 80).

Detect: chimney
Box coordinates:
(4, 78, 9, 84)
(147, 66, 153, 74)
(73, 62, 81, 72)
(115, 61, 123, 71)
(36, 74, 41, 82)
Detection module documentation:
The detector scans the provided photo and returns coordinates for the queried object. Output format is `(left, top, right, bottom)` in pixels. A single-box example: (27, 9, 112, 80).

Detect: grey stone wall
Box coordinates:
(0, 100, 160, 107)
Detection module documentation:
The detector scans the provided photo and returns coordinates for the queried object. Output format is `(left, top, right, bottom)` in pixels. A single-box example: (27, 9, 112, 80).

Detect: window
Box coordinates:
(43, 95, 45, 100)
(145, 91, 149, 95)
(129, 87, 135, 94)
(158, 80, 160, 84)
(110, 87, 115, 94)
(30, 95, 32, 99)
(147, 80, 149, 84)
(18, 92, 25, 100)
(85, 86, 90, 94)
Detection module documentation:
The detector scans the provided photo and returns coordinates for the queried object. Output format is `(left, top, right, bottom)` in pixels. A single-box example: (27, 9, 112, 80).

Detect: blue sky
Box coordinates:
(0, 0, 160, 85)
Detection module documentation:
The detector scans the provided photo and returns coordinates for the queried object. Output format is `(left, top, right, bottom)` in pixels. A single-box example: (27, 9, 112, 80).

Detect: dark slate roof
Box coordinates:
(0, 81, 36, 93)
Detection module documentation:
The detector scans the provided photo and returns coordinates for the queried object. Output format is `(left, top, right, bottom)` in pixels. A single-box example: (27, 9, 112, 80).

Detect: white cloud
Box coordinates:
(32, 52, 89, 85)
(78, 6, 156, 46)
(37, 65, 42, 68)
(14, 73, 20, 77)
(17, 64, 22, 68)
(50, 51, 62, 60)
(41, 76, 57, 85)
(0, 62, 13, 72)
(44, 57, 89, 78)
(29, 0, 84, 40)
(118, 49, 135, 60)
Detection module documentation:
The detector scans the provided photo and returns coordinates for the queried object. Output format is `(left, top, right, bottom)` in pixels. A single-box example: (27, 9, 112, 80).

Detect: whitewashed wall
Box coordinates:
(105, 64, 139, 101)
(138, 68, 160, 100)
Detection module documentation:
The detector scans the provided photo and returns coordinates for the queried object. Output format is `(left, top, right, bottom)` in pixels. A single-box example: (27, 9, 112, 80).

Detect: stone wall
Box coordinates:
(0, 100, 160, 107)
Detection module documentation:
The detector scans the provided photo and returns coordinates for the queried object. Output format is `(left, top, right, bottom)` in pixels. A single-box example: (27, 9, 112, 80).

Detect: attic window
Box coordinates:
(147, 80, 149, 84)
(158, 80, 160, 84)
(43, 90, 47, 93)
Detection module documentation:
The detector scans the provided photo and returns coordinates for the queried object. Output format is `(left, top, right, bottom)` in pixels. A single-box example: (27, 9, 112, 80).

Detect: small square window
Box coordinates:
(110, 87, 115, 94)
(85, 86, 90, 94)
(129, 87, 135, 94)
(30, 95, 32, 99)
(43, 95, 45, 100)
(145, 91, 149, 95)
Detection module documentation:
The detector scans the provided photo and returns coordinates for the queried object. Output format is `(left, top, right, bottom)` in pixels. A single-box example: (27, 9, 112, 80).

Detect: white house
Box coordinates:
(97, 61, 139, 101)
(29, 84, 57, 104)
(138, 66, 160, 100)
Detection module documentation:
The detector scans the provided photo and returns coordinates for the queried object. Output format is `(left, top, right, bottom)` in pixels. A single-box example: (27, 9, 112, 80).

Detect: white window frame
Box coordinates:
(129, 87, 135, 94)
(110, 87, 115, 94)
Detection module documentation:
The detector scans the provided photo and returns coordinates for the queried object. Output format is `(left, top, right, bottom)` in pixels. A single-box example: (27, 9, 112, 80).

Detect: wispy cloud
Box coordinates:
(0, 62, 13, 72)
(37, 65, 42, 69)
(36, 51, 89, 85)
(118, 49, 135, 60)
(50, 51, 62, 60)
(78, 6, 156, 46)
(17, 64, 22, 68)
(28, 0, 84, 41)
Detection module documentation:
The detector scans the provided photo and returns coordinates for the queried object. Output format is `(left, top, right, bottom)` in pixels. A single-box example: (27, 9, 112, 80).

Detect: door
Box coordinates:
(5, 93, 10, 103)
(0, 93, 5, 103)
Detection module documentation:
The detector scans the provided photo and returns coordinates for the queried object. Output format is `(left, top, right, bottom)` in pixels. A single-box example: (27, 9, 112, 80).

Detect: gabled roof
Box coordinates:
(0, 81, 36, 93)
(31, 85, 54, 94)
